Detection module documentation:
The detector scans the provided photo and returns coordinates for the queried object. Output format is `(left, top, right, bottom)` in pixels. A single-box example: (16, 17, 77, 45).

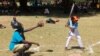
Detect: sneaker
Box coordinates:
(80, 47, 85, 49)
(80, 47, 85, 51)
(65, 47, 70, 50)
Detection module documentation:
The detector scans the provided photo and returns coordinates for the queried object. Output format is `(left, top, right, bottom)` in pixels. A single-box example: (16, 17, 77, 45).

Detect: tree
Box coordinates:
(9, 0, 17, 14)
(61, 0, 73, 13)
(19, 0, 28, 11)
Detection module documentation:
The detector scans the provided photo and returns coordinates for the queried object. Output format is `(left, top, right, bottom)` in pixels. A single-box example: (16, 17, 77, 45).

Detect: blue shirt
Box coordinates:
(67, 19, 78, 29)
(9, 30, 23, 51)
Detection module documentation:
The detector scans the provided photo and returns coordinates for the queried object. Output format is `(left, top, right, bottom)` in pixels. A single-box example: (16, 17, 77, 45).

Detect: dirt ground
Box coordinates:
(0, 14, 100, 56)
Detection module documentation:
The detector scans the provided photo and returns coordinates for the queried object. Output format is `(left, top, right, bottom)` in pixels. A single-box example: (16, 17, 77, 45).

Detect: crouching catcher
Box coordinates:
(9, 17, 44, 56)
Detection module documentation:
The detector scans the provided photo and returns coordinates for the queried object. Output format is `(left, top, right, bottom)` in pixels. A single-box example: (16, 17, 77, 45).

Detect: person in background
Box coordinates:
(44, 8, 50, 15)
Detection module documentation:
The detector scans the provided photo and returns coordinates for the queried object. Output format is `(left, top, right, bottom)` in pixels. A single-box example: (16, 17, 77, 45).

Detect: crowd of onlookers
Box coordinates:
(73, 1, 100, 14)
(0, 0, 17, 14)
(0, 0, 99, 15)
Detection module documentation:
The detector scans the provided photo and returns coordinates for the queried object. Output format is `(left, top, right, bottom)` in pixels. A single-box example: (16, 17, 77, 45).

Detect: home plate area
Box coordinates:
(68, 53, 81, 56)
(67, 49, 83, 56)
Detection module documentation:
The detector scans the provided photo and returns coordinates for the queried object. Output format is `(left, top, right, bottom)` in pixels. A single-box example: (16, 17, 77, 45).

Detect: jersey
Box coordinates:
(9, 30, 23, 51)
(67, 19, 78, 29)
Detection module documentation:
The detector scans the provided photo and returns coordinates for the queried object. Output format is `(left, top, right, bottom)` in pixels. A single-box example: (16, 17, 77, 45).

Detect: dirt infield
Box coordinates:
(0, 14, 100, 56)
(68, 53, 81, 56)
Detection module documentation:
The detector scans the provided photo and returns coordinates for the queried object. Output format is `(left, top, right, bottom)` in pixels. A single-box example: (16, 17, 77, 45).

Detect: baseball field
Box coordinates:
(0, 14, 100, 56)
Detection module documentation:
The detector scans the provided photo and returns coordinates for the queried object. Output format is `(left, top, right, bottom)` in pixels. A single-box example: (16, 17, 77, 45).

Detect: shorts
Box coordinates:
(13, 44, 25, 53)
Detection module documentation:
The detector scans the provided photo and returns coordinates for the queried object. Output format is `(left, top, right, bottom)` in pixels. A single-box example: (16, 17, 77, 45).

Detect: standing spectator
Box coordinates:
(96, 3, 100, 11)
(1, 0, 9, 14)
(9, 0, 18, 14)
(44, 8, 50, 15)
(77, 2, 82, 13)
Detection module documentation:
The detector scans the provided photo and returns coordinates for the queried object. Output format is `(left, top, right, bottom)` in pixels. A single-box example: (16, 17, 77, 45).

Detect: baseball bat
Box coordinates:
(69, 3, 75, 17)
(67, 3, 75, 27)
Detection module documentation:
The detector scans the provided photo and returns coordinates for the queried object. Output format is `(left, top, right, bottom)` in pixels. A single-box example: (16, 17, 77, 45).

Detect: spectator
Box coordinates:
(44, 8, 50, 15)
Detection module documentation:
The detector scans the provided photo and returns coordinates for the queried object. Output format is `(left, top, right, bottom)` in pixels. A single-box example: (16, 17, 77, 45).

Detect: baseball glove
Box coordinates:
(37, 20, 44, 27)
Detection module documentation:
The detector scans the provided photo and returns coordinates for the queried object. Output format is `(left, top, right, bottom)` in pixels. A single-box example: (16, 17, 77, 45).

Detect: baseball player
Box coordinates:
(9, 17, 44, 56)
(65, 15, 84, 50)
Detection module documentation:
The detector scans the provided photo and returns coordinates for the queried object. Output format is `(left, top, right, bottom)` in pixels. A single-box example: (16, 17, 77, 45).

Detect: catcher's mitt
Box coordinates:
(37, 20, 44, 27)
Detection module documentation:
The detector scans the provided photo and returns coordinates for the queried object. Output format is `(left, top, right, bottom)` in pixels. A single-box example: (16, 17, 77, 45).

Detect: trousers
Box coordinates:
(65, 29, 84, 48)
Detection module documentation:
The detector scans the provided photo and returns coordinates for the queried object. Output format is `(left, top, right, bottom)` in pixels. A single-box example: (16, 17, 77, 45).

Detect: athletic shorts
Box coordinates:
(13, 44, 25, 53)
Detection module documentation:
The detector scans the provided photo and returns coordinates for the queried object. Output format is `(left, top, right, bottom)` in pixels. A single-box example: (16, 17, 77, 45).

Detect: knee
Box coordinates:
(67, 36, 72, 40)
(76, 36, 81, 39)
(24, 44, 32, 50)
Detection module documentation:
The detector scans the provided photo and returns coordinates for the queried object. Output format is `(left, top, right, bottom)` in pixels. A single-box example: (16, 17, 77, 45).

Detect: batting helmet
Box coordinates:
(71, 16, 79, 21)
(11, 17, 23, 31)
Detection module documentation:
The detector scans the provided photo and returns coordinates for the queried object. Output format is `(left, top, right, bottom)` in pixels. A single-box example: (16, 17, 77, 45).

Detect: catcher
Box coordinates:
(9, 17, 44, 56)
(65, 15, 84, 50)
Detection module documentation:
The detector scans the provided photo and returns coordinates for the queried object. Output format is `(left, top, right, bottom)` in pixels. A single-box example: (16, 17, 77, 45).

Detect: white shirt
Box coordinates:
(44, 8, 50, 14)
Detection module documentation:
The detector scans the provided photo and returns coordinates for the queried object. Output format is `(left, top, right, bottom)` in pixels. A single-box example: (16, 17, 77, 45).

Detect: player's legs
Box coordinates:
(76, 35, 84, 48)
(65, 31, 74, 49)
(12, 44, 24, 56)
(65, 36, 72, 48)
(13, 43, 32, 56)
(74, 29, 84, 48)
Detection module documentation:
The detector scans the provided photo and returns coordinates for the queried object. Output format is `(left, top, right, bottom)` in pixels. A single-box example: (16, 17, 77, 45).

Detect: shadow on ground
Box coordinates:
(23, 52, 35, 56)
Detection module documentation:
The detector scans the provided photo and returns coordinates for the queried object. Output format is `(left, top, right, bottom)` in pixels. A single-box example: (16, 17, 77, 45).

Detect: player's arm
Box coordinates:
(65, 19, 74, 32)
(65, 24, 74, 32)
(24, 20, 44, 32)
(24, 25, 38, 32)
